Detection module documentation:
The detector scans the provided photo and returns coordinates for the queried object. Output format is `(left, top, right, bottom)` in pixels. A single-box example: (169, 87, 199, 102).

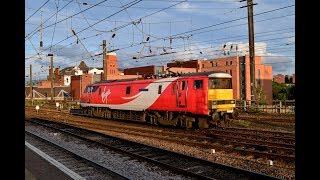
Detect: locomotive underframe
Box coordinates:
(81, 106, 212, 129)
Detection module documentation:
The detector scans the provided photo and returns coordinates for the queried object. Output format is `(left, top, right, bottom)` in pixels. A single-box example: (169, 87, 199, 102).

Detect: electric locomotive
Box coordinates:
(79, 71, 236, 128)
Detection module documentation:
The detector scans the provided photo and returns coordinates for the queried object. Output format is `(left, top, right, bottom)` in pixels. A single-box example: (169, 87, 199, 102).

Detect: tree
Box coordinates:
(272, 82, 295, 100)
(255, 87, 267, 105)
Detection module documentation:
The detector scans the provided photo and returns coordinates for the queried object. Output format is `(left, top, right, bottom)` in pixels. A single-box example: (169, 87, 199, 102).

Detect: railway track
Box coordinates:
(221, 126, 294, 137)
(26, 118, 278, 179)
(25, 130, 127, 179)
(33, 115, 295, 162)
(26, 107, 295, 162)
(201, 127, 295, 145)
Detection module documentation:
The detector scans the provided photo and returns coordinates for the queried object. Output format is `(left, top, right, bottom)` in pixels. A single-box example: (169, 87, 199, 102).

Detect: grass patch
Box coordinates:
(235, 120, 251, 127)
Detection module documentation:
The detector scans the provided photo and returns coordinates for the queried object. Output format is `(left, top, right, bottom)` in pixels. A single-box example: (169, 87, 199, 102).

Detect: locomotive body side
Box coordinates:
(80, 77, 178, 111)
(79, 71, 235, 128)
(147, 76, 209, 116)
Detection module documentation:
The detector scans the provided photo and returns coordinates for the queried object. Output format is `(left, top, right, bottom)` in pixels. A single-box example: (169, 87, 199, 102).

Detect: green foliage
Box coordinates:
(246, 107, 262, 113)
(255, 87, 267, 105)
(237, 120, 251, 127)
(272, 82, 295, 100)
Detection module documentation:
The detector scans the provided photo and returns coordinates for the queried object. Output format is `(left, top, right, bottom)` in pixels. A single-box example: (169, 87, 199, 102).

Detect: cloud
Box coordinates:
(225, 42, 295, 75)
(46, 44, 87, 58)
(262, 54, 295, 75)
(176, 2, 194, 12)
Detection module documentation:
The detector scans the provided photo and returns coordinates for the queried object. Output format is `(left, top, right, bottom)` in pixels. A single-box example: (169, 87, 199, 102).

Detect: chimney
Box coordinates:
(54, 67, 60, 76)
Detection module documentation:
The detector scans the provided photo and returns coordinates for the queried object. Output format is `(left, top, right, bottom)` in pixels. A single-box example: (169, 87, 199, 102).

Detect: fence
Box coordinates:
(25, 99, 80, 109)
(235, 100, 295, 114)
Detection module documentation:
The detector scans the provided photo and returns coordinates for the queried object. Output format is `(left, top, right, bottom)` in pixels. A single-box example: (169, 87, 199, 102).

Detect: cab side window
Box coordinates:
(126, 86, 131, 95)
(194, 80, 203, 89)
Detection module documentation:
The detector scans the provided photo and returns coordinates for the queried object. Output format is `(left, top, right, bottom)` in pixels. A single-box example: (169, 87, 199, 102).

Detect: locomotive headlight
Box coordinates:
(212, 101, 217, 105)
(230, 100, 235, 104)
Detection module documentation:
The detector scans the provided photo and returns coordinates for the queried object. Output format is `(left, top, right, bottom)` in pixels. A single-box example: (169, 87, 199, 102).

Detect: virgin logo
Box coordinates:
(101, 86, 111, 103)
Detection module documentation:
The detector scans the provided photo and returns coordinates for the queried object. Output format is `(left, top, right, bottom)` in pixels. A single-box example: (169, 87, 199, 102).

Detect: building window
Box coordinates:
(216, 62, 218, 66)
(158, 85, 162, 94)
(210, 62, 214, 67)
(202, 64, 204, 68)
(66, 78, 69, 83)
(230, 61, 232, 65)
(126, 86, 131, 94)
(230, 70, 232, 76)
(226, 61, 228, 66)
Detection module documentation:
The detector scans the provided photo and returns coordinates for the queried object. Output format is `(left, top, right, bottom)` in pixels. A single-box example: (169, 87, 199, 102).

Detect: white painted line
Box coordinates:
(25, 141, 85, 180)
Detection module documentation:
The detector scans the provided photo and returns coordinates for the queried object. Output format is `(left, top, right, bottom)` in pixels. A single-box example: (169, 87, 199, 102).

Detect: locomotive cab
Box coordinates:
(207, 73, 236, 126)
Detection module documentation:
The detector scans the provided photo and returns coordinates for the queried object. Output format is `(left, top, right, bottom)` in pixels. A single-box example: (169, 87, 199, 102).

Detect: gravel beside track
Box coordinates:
(25, 107, 295, 179)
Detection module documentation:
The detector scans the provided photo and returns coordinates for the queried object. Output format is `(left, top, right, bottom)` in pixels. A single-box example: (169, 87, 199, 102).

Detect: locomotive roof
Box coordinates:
(180, 71, 230, 77)
(91, 71, 230, 86)
(93, 78, 143, 84)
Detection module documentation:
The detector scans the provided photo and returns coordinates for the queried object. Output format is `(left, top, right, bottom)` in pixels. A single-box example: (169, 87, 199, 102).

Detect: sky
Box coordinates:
(25, 0, 295, 81)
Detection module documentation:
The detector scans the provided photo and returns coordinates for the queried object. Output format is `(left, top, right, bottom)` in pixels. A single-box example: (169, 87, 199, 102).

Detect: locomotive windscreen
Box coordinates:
(208, 78, 232, 89)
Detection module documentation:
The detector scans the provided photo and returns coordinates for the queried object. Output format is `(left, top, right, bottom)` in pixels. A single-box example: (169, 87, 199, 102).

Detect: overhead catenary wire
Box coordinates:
(25, 0, 296, 76)
(25, 0, 142, 60)
(26, 28, 294, 63)
(31, 37, 294, 70)
(50, 0, 60, 52)
(26, 0, 110, 40)
(71, 29, 96, 61)
(26, 22, 290, 62)
(26, 0, 193, 61)
(26, 0, 74, 39)
(163, 5, 295, 39)
(25, 0, 50, 23)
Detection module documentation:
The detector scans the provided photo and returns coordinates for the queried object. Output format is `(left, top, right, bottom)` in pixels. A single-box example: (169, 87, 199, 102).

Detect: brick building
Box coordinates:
(273, 74, 285, 84)
(124, 65, 165, 78)
(104, 52, 120, 76)
(70, 74, 94, 100)
(273, 74, 295, 84)
(168, 55, 273, 102)
(292, 74, 295, 84)
(123, 65, 197, 78)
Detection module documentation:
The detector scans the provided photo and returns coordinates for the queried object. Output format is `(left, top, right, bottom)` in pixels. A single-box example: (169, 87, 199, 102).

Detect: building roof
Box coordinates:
(60, 66, 75, 75)
(59, 61, 92, 75)
(78, 60, 89, 71)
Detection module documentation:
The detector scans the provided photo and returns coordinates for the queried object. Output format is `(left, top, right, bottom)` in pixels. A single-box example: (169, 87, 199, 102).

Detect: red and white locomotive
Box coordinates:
(80, 71, 236, 128)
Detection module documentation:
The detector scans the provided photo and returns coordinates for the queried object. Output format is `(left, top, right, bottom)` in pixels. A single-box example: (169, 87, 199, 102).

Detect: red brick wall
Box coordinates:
(167, 60, 199, 69)
(70, 76, 80, 100)
(165, 56, 273, 102)
(273, 74, 285, 84)
(70, 74, 93, 100)
(124, 66, 157, 77)
(168, 67, 197, 74)
(256, 64, 273, 103)
(292, 74, 295, 84)
(106, 52, 119, 75)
